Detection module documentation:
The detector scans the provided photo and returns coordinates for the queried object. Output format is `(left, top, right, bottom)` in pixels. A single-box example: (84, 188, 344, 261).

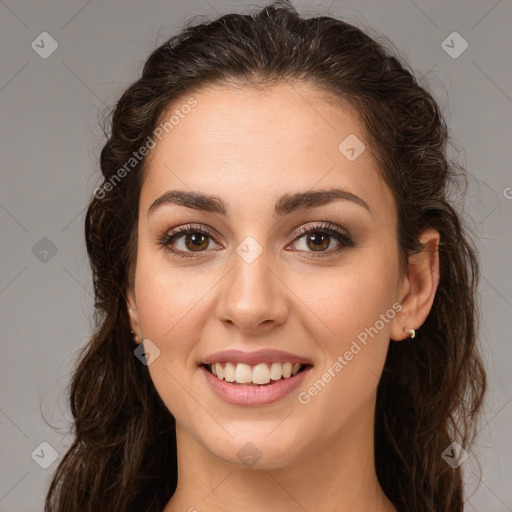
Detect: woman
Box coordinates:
(45, 2, 486, 511)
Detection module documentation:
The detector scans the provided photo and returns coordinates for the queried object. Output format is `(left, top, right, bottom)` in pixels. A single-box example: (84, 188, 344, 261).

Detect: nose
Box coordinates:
(216, 246, 289, 334)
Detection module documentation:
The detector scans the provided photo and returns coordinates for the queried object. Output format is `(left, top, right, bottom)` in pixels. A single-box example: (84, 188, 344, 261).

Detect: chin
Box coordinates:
(203, 428, 306, 470)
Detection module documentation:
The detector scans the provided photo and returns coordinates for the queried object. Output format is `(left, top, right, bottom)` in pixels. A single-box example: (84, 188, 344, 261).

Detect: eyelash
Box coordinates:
(157, 222, 355, 259)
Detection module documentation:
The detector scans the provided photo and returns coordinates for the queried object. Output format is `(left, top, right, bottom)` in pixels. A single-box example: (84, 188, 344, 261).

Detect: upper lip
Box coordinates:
(201, 349, 313, 366)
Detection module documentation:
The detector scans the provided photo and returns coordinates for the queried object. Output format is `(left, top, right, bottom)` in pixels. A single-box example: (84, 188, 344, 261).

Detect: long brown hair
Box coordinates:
(44, 2, 486, 511)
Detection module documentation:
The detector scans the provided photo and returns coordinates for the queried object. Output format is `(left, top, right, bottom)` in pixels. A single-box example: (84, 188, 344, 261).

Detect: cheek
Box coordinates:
(134, 248, 214, 341)
(133, 252, 212, 419)
(295, 250, 398, 413)
(300, 251, 398, 350)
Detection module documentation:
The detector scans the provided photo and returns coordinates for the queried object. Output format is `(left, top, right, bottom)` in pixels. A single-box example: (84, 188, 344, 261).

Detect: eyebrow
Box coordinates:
(148, 187, 372, 218)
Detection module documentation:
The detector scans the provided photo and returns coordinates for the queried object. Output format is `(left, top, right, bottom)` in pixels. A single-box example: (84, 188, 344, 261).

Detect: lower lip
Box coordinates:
(200, 364, 312, 406)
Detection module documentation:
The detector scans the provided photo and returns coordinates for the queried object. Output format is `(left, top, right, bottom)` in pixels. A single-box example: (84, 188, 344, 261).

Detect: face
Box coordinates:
(127, 82, 408, 469)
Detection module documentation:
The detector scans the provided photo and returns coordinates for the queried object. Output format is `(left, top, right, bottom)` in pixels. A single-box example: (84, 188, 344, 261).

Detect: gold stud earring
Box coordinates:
(407, 328, 416, 339)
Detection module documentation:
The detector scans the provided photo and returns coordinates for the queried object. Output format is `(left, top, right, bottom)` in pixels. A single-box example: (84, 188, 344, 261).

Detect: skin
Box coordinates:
(126, 81, 440, 512)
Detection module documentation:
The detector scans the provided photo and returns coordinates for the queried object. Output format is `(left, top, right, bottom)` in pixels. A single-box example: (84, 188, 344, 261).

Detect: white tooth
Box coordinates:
(212, 361, 300, 383)
(252, 363, 271, 384)
(235, 363, 252, 383)
(270, 362, 283, 380)
(282, 362, 292, 378)
(223, 362, 236, 382)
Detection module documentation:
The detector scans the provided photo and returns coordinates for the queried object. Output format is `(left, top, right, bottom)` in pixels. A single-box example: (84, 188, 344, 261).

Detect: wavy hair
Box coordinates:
(45, 2, 486, 511)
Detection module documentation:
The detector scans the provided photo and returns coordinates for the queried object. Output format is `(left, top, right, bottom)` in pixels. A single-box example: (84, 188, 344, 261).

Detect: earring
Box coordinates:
(407, 328, 416, 339)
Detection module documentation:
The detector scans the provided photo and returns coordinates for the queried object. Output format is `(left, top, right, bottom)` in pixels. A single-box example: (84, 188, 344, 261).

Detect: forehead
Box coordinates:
(140, 82, 395, 222)
(152, 81, 365, 156)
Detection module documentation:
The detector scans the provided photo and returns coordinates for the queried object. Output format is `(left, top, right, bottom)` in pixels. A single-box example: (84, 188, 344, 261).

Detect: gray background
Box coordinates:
(1, 0, 511, 510)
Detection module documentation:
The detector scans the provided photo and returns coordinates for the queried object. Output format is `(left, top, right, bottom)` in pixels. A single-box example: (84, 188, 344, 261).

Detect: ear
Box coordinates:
(390, 228, 440, 341)
(126, 286, 143, 344)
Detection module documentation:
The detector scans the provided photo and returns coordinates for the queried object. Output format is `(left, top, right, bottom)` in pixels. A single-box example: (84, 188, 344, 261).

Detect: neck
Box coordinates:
(164, 400, 396, 512)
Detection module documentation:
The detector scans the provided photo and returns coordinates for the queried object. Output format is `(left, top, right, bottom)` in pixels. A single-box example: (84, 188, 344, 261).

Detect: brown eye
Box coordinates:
(304, 232, 331, 252)
(290, 222, 355, 256)
(158, 225, 218, 259)
(181, 232, 210, 252)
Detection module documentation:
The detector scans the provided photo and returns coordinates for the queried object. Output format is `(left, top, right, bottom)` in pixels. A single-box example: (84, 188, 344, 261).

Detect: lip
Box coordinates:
(201, 349, 313, 366)
(200, 364, 312, 406)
